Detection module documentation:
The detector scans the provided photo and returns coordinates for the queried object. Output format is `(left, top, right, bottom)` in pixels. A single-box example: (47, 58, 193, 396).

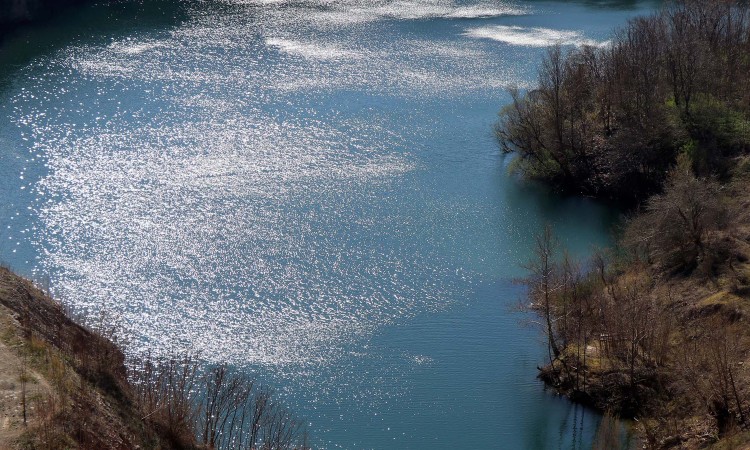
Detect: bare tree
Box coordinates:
(521, 225, 564, 364)
(129, 356, 309, 450)
(625, 157, 728, 274)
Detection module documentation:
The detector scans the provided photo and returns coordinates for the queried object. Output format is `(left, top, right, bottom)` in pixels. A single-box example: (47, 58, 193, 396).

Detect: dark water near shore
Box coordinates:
(0, 0, 657, 447)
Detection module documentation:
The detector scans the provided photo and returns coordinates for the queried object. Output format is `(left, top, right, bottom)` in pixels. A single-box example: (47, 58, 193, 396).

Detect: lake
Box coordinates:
(0, 0, 657, 447)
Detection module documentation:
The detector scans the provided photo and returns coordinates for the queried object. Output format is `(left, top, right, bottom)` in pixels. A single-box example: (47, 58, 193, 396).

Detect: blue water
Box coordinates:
(0, 0, 657, 448)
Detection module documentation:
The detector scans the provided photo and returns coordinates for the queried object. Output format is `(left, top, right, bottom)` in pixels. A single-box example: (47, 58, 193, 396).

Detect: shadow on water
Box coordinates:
(498, 159, 624, 252)
(0, 0, 194, 87)
(524, 398, 639, 450)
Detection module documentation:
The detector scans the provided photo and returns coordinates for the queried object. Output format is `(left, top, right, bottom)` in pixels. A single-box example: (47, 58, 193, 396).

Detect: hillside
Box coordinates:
(496, 1, 750, 204)
(527, 158, 750, 448)
(0, 266, 199, 449)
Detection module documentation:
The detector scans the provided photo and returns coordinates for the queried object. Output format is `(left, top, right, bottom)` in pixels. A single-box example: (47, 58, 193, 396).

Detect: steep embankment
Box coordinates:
(0, 266, 198, 449)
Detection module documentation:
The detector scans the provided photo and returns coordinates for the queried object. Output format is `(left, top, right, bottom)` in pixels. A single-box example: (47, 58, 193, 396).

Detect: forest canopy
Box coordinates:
(496, 0, 750, 203)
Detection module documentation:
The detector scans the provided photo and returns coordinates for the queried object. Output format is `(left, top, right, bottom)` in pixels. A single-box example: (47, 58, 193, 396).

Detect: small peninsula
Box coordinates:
(498, 1, 750, 448)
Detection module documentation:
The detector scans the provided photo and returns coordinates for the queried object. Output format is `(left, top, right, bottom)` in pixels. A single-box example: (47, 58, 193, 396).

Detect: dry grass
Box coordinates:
(0, 266, 200, 450)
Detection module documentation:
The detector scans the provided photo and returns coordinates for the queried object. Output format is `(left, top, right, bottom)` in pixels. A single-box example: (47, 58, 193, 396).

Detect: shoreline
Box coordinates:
(500, 1, 750, 447)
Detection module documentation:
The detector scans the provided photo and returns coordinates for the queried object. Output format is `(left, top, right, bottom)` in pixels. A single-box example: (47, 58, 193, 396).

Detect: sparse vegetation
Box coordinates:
(0, 266, 309, 450)
(130, 355, 309, 450)
(522, 204, 750, 447)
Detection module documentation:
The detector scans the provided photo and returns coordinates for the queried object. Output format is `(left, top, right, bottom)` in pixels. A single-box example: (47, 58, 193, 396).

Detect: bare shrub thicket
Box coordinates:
(523, 222, 749, 441)
(624, 157, 730, 275)
(129, 355, 309, 450)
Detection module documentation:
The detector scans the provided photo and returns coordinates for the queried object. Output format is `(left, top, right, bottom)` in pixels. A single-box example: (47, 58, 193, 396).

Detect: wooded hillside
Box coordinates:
(497, 0, 750, 203)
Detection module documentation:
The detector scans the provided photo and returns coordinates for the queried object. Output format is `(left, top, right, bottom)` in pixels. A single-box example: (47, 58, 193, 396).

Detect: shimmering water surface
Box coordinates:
(1, 1, 656, 448)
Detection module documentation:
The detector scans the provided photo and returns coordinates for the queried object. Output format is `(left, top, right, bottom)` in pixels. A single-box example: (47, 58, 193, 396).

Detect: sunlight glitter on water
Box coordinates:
(0, 1, 653, 447)
(464, 25, 610, 47)
(235, 0, 528, 24)
(12, 1, 546, 372)
(31, 102, 430, 366)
